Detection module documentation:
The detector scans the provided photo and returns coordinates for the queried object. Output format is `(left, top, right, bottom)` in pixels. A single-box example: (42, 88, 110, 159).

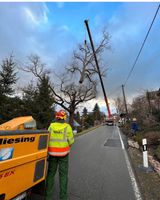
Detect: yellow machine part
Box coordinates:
(0, 117, 49, 200)
(0, 116, 35, 131)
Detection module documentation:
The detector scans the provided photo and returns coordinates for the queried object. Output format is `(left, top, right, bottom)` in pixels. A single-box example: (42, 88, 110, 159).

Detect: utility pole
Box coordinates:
(84, 20, 111, 118)
(122, 84, 128, 115)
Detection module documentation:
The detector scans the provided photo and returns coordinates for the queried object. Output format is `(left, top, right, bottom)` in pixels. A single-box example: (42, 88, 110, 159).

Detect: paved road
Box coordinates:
(53, 126, 142, 200)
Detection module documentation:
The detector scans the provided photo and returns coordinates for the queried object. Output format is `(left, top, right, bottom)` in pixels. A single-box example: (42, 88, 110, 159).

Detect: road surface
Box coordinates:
(53, 125, 142, 200)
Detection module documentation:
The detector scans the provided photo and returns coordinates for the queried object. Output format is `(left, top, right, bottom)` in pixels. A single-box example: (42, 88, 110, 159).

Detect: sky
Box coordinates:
(0, 2, 160, 114)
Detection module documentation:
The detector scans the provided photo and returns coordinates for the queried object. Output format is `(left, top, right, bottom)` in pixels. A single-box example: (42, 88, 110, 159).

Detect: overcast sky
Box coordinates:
(0, 2, 159, 113)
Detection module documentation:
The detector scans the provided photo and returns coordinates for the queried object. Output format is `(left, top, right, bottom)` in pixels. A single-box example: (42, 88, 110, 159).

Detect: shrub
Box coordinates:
(144, 131, 160, 146)
(134, 133, 143, 146)
(155, 145, 160, 161)
(77, 126, 82, 133)
(121, 122, 131, 136)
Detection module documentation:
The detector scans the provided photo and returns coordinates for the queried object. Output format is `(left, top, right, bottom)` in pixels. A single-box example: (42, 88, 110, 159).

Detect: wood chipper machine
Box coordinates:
(0, 116, 49, 200)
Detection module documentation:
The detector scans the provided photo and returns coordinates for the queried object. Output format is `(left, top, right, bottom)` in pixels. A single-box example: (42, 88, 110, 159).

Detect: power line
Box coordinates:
(124, 3, 160, 86)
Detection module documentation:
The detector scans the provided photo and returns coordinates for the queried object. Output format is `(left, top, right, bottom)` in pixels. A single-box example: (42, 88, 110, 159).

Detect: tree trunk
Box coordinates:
(69, 111, 74, 128)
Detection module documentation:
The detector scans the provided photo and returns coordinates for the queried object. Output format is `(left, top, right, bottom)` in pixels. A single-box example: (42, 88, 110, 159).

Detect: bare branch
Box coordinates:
(67, 29, 110, 84)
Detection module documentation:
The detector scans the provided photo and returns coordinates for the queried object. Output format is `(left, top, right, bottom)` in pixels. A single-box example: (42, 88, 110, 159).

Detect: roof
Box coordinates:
(73, 120, 81, 127)
(66, 118, 81, 127)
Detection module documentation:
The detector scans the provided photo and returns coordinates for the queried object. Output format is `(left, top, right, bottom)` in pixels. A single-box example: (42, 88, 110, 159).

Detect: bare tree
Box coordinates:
(21, 55, 96, 126)
(114, 97, 125, 114)
(67, 30, 110, 83)
(130, 92, 158, 127)
(20, 31, 110, 126)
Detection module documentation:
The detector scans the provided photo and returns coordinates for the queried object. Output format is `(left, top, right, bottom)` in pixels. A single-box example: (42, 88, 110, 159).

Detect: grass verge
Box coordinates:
(75, 125, 101, 137)
(128, 147, 160, 200)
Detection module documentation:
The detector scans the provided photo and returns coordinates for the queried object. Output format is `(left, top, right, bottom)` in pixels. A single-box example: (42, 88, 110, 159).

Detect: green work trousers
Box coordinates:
(45, 154, 69, 200)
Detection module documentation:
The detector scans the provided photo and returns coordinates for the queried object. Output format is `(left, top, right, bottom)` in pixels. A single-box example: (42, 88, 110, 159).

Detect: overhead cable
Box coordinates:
(124, 3, 160, 86)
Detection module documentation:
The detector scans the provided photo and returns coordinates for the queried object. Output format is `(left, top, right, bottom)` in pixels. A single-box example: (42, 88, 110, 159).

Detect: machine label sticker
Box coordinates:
(0, 147, 14, 161)
(0, 169, 15, 179)
(0, 136, 35, 145)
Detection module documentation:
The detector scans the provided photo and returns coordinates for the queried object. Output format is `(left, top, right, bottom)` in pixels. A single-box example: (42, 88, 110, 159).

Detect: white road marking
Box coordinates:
(117, 126, 125, 149)
(117, 127, 142, 200)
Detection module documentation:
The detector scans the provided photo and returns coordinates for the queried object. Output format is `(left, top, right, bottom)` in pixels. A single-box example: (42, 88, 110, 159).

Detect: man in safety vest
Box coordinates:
(45, 110, 74, 200)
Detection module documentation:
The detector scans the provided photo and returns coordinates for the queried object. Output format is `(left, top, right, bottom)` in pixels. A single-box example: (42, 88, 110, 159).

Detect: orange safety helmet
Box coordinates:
(55, 110, 67, 120)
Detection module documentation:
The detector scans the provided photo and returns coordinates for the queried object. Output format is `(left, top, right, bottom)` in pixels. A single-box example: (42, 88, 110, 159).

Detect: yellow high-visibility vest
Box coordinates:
(48, 122, 74, 156)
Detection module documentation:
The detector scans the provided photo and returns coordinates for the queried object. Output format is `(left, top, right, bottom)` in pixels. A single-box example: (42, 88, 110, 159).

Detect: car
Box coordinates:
(106, 120, 114, 126)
